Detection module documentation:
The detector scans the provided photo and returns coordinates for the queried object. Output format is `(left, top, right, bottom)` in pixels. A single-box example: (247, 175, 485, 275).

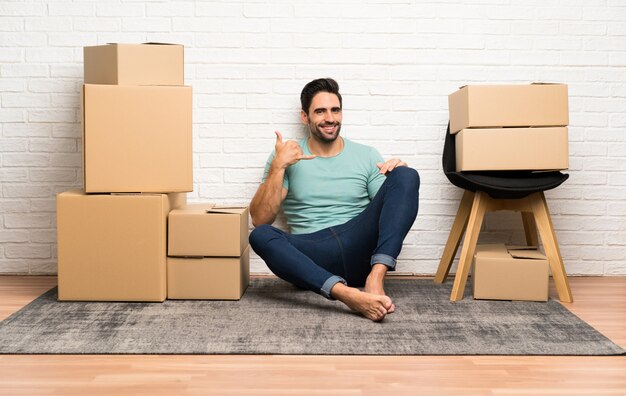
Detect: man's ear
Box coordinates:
(300, 109, 309, 125)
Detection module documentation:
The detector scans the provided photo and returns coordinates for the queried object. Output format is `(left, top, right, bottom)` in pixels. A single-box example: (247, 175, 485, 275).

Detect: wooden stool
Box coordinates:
(434, 190, 573, 303)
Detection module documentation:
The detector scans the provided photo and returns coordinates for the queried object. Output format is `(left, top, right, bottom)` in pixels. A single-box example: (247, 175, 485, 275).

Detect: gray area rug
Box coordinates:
(0, 278, 623, 355)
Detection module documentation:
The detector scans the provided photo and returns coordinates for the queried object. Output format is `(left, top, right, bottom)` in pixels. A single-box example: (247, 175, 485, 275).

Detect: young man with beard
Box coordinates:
(249, 78, 420, 322)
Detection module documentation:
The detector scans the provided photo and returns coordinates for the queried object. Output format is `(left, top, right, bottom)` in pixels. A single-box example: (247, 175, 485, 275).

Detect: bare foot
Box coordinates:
(364, 265, 396, 313)
(331, 283, 393, 322)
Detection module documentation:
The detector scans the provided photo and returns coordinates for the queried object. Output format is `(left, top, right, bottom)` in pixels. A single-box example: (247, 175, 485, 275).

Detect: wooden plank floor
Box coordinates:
(0, 275, 624, 396)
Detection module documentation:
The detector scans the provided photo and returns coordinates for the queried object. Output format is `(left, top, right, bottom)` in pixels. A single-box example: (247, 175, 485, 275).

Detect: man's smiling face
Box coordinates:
(302, 92, 342, 143)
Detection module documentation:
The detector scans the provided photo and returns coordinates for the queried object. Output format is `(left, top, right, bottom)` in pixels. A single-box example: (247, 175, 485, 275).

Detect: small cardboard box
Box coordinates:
(455, 127, 569, 172)
(168, 204, 249, 257)
(167, 247, 250, 300)
(448, 84, 569, 134)
(168, 192, 187, 209)
(82, 84, 193, 193)
(84, 43, 184, 86)
(473, 244, 549, 302)
(56, 189, 172, 301)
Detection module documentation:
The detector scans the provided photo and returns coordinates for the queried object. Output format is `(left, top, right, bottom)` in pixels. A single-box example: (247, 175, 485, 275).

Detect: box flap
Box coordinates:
(142, 42, 182, 46)
(509, 251, 546, 260)
(170, 203, 247, 216)
(506, 245, 546, 260)
(174, 203, 215, 214)
(474, 244, 508, 258)
(531, 82, 566, 85)
(505, 245, 539, 250)
(459, 82, 565, 88)
(206, 206, 248, 215)
(105, 42, 182, 46)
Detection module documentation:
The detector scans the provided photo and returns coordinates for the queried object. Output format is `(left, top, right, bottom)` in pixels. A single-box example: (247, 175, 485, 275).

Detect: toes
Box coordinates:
(381, 297, 394, 311)
(375, 306, 387, 321)
(366, 306, 387, 322)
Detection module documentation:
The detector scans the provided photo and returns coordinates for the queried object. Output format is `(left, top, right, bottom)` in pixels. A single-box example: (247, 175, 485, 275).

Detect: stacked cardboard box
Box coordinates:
(57, 189, 185, 301)
(57, 43, 192, 302)
(448, 83, 569, 172)
(448, 83, 568, 301)
(167, 204, 250, 300)
(82, 44, 192, 193)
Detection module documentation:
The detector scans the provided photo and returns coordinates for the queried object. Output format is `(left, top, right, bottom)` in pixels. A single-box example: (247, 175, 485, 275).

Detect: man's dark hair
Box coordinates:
(300, 78, 342, 114)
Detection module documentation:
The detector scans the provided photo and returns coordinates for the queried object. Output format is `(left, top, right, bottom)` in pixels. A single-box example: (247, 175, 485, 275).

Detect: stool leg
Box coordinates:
(529, 192, 573, 303)
(434, 190, 474, 284)
(450, 191, 488, 301)
(521, 211, 539, 246)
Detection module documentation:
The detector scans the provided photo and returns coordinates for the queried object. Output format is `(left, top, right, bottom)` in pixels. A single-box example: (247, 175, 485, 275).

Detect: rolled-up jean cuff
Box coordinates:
(370, 254, 397, 271)
(321, 275, 347, 300)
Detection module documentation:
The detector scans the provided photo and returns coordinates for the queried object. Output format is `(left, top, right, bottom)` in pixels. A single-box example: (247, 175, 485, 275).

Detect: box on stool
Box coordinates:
(473, 244, 549, 302)
(448, 83, 569, 134)
(167, 247, 250, 300)
(455, 127, 569, 172)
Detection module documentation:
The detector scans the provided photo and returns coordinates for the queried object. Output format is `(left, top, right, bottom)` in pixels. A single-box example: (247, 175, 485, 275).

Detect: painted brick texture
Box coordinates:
(1, 1, 625, 275)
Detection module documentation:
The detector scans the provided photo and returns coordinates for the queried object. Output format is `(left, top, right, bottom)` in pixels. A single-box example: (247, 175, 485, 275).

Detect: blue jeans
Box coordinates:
(249, 166, 420, 299)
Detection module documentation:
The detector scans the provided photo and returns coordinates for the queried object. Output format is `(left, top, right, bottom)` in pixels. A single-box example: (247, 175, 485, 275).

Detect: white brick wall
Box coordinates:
(1, 1, 625, 275)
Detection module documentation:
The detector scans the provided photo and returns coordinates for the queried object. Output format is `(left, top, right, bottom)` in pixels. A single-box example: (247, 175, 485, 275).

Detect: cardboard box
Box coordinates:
(84, 43, 184, 86)
(473, 244, 549, 302)
(455, 127, 569, 172)
(56, 189, 172, 301)
(167, 247, 250, 300)
(168, 204, 249, 257)
(83, 84, 193, 193)
(168, 192, 187, 209)
(449, 84, 569, 134)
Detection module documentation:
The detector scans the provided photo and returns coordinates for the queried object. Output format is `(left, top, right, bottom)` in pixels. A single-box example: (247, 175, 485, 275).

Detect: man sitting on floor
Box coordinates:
(249, 78, 420, 321)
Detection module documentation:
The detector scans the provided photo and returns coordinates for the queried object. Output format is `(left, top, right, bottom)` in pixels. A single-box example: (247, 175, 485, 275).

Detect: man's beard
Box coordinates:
(309, 121, 341, 143)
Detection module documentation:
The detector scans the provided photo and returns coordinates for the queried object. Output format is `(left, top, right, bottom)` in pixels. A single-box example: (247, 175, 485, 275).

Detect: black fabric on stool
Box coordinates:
(442, 123, 569, 199)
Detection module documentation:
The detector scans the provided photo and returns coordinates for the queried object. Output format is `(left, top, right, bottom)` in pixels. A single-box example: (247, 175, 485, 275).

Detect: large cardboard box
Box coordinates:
(455, 127, 569, 172)
(84, 43, 184, 86)
(82, 84, 193, 193)
(473, 244, 549, 302)
(449, 84, 569, 134)
(167, 247, 250, 300)
(168, 204, 249, 257)
(56, 189, 171, 301)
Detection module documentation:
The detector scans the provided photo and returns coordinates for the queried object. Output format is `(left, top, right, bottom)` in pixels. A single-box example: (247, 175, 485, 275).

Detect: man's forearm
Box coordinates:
(250, 164, 286, 226)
